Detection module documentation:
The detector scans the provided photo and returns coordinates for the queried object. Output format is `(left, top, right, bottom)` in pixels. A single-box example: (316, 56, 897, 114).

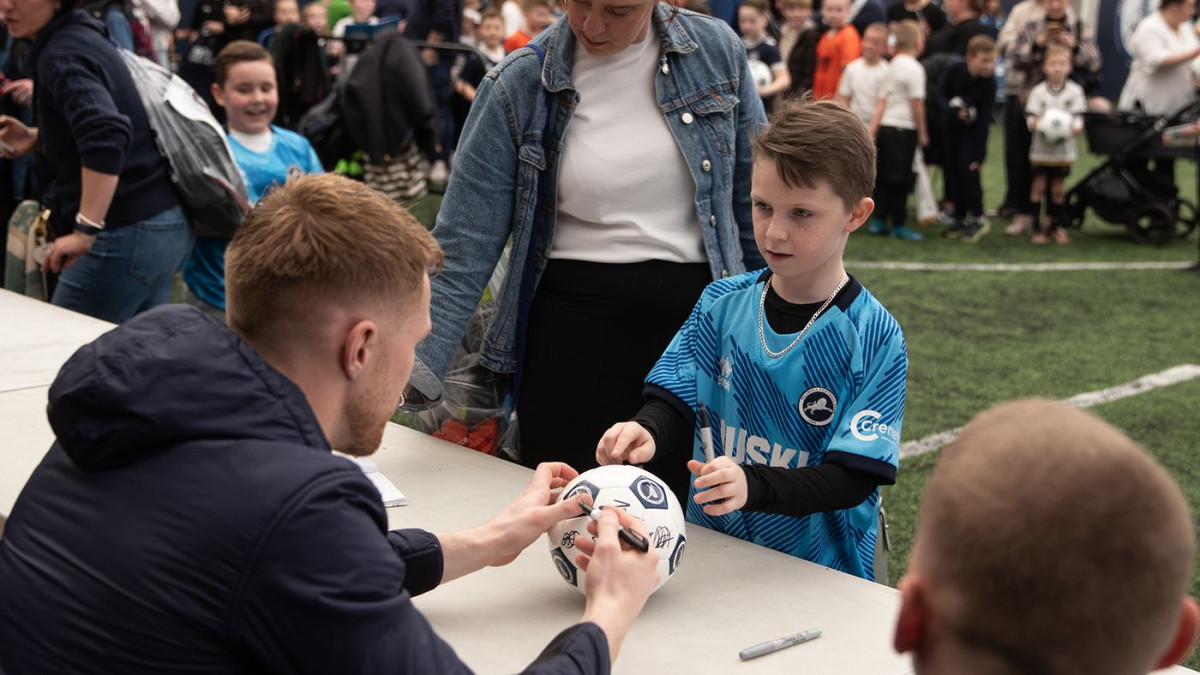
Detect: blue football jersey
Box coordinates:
(184, 126, 323, 311)
(646, 270, 907, 579)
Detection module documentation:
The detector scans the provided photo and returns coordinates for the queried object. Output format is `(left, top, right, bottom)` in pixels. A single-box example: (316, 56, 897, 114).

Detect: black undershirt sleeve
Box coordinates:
(632, 274, 886, 517)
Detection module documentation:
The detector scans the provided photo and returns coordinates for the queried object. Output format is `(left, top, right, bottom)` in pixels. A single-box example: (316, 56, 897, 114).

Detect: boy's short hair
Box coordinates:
(214, 41, 273, 88)
(1043, 42, 1074, 63)
(914, 399, 1195, 674)
(780, 0, 813, 9)
(862, 21, 888, 37)
(751, 96, 875, 212)
(225, 174, 443, 341)
(479, 7, 504, 23)
(740, 0, 770, 15)
(892, 20, 921, 51)
(965, 34, 995, 57)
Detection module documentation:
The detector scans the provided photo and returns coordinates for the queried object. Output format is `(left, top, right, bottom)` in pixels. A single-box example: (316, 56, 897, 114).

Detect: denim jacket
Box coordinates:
(419, 4, 767, 379)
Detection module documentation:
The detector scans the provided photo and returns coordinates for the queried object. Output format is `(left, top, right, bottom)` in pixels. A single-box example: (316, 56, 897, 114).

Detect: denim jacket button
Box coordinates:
(709, 215, 717, 226)
(721, 269, 728, 277)
(660, 62, 670, 74)
(701, 159, 712, 172)
(682, 112, 694, 124)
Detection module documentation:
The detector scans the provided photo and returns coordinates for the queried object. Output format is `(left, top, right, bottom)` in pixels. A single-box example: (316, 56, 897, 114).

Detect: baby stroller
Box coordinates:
(1067, 100, 1200, 245)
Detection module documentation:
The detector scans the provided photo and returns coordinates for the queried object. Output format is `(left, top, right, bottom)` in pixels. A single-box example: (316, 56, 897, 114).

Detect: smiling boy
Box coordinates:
(183, 41, 323, 319)
(597, 98, 908, 581)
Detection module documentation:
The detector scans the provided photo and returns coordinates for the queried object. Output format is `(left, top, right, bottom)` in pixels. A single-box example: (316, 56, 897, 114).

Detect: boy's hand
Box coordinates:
(596, 422, 656, 466)
(688, 457, 747, 516)
(918, 131, 930, 148)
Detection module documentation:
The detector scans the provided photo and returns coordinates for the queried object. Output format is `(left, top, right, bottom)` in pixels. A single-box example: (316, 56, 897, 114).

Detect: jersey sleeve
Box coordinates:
(824, 311, 906, 483)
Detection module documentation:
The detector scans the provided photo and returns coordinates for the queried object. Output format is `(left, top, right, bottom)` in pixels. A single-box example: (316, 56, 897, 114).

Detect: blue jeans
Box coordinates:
(52, 205, 194, 323)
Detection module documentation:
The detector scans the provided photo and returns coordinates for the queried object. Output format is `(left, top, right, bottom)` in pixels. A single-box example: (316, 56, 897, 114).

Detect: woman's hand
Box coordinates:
(0, 115, 37, 158)
(42, 231, 96, 274)
(223, 4, 250, 24)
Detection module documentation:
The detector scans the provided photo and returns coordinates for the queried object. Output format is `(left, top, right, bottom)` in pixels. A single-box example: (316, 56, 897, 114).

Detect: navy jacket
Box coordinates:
(0, 306, 609, 674)
(27, 10, 178, 235)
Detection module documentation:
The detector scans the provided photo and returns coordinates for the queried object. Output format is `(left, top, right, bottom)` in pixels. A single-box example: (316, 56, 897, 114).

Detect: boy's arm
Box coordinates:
(760, 64, 792, 98)
(741, 464, 881, 517)
(868, 95, 886, 137)
(631, 394, 694, 460)
(910, 97, 928, 147)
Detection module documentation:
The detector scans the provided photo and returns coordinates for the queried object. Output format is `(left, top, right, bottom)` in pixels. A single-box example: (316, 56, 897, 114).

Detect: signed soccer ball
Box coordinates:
(1038, 108, 1074, 145)
(546, 465, 687, 595)
(748, 59, 774, 90)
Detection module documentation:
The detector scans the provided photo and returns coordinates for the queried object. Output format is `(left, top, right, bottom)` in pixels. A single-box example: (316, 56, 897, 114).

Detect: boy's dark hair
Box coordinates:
(214, 41, 274, 88)
(751, 97, 875, 212)
(965, 34, 996, 57)
(479, 7, 504, 23)
(741, 0, 770, 15)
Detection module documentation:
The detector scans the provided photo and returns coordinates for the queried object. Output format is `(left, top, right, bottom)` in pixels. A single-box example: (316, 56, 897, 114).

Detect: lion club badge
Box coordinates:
(798, 387, 837, 426)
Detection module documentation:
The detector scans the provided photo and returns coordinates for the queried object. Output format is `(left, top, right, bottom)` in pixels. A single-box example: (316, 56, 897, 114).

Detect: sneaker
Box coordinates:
(890, 225, 925, 241)
(959, 218, 990, 243)
(867, 218, 887, 235)
(935, 209, 957, 227)
(1031, 229, 1048, 245)
(429, 159, 450, 185)
(1005, 214, 1032, 236)
(943, 220, 966, 238)
(1051, 227, 1071, 245)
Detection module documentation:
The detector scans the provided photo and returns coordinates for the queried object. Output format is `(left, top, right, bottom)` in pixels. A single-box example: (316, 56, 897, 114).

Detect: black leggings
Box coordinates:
(517, 259, 711, 502)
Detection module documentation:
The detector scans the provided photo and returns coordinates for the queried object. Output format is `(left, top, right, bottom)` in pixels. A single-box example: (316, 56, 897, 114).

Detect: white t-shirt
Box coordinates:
(552, 25, 705, 264)
(1026, 79, 1086, 165)
(837, 57, 889, 125)
(879, 53, 925, 130)
(501, 0, 525, 39)
(1118, 11, 1200, 116)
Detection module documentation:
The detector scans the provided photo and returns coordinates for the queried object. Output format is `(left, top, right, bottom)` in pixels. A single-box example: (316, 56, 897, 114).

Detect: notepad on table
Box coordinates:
(351, 457, 408, 507)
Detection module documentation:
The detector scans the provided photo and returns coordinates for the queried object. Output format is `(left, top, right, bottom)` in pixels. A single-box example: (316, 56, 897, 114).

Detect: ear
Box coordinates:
(846, 196, 875, 233)
(339, 319, 379, 381)
(1154, 597, 1200, 670)
(894, 573, 930, 655)
(211, 82, 227, 109)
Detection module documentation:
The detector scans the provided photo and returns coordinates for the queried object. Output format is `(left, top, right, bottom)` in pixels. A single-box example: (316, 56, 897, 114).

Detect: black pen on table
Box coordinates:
(578, 502, 650, 553)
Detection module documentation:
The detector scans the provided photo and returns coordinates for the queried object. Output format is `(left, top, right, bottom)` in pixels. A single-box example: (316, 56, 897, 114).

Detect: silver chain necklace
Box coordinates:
(757, 273, 849, 359)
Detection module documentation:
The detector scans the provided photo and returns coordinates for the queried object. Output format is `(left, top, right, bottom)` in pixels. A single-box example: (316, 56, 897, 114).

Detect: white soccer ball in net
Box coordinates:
(748, 59, 774, 90)
(546, 465, 687, 595)
(1038, 108, 1074, 144)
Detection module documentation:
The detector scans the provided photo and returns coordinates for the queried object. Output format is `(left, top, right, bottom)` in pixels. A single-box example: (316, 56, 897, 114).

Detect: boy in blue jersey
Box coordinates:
(183, 41, 324, 319)
(597, 98, 907, 581)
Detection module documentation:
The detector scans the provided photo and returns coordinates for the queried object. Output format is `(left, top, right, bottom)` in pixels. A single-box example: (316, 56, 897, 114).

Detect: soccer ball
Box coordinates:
(546, 465, 687, 595)
(748, 59, 774, 90)
(1038, 108, 1074, 144)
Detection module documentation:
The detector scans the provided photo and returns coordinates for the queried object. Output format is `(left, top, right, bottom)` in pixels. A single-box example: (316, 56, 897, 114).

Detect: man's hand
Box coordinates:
(223, 4, 250, 24)
(573, 507, 660, 662)
(688, 457, 747, 516)
(2, 79, 33, 107)
(482, 462, 589, 567)
(596, 422, 657, 466)
(0, 114, 37, 158)
(43, 231, 96, 274)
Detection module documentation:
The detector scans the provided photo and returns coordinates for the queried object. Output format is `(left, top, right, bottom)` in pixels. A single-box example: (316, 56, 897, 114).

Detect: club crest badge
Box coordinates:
(798, 387, 837, 426)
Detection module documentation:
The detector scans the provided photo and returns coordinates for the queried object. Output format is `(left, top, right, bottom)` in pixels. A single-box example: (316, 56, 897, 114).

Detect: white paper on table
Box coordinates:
(350, 457, 408, 507)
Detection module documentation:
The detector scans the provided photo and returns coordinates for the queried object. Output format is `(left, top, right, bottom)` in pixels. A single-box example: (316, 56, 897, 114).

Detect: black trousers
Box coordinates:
(875, 127, 918, 226)
(517, 259, 711, 503)
(945, 128, 985, 218)
(1002, 98, 1034, 214)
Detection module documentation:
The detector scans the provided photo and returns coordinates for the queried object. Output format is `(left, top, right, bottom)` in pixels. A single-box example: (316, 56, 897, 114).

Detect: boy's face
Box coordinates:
(351, 0, 375, 21)
(821, 0, 848, 29)
(967, 51, 995, 77)
(213, 59, 278, 135)
(750, 158, 869, 300)
(275, 0, 299, 24)
(1043, 52, 1071, 84)
(738, 6, 768, 39)
(303, 5, 327, 32)
(478, 16, 504, 46)
(782, 3, 811, 27)
(526, 4, 553, 32)
(861, 27, 886, 61)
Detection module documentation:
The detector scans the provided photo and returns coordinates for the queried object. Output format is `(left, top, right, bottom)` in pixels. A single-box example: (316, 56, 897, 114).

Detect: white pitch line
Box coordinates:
(899, 364, 1200, 459)
(850, 261, 1195, 272)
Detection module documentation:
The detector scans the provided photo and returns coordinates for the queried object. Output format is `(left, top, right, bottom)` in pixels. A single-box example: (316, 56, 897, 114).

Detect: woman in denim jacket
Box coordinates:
(417, 0, 766, 499)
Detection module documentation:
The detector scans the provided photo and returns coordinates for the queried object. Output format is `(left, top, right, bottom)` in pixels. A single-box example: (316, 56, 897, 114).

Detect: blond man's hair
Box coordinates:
(893, 20, 922, 51)
(225, 174, 443, 341)
(914, 399, 1195, 674)
(751, 96, 875, 212)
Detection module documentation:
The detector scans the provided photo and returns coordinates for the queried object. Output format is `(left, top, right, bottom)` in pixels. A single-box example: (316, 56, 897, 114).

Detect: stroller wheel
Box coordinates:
(1128, 204, 1175, 246)
(1173, 199, 1198, 239)
(1066, 190, 1086, 230)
